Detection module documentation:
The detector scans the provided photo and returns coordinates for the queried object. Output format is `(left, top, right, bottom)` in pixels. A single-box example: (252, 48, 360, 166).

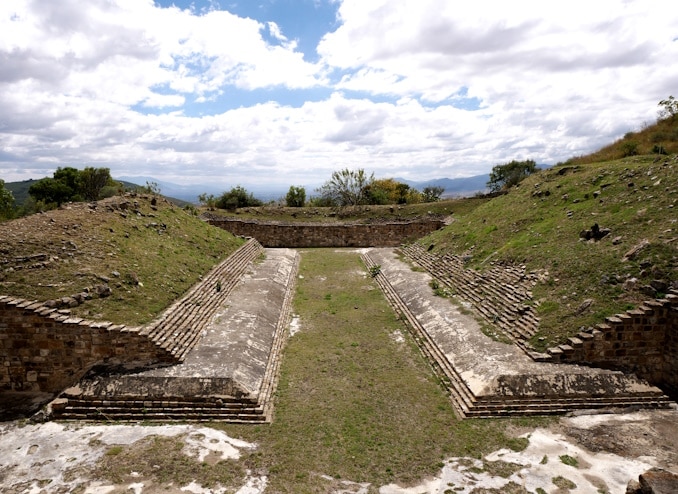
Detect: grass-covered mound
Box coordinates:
(420, 154, 677, 350)
(0, 194, 244, 325)
(202, 195, 489, 223)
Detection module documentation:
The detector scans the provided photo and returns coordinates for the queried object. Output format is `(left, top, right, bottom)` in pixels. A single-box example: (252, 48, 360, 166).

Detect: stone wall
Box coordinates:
(0, 297, 176, 393)
(205, 217, 445, 247)
(548, 294, 678, 396)
(0, 239, 265, 396)
(401, 243, 678, 397)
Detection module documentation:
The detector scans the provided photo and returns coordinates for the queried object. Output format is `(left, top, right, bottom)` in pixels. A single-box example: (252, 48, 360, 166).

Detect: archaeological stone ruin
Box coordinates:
(1, 217, 676, 422)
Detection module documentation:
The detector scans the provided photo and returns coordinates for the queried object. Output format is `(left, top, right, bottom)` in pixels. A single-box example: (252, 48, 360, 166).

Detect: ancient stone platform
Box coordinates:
(363, 248, 673, 418)
(50, 248, 299, 423)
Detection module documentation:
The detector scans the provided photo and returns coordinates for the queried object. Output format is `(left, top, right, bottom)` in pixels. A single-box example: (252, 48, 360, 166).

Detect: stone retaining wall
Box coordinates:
(0, 239, 264, 396)
(0, 298, 175, 393)
(401, 243, 542, 356)
(401, 243, 678, 397)
(548, 294, 678, 396)
(205, 217, 444, 247)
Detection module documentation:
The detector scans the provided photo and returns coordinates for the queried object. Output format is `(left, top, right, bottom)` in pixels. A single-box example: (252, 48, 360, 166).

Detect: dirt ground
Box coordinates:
(1, 407, 676, 493)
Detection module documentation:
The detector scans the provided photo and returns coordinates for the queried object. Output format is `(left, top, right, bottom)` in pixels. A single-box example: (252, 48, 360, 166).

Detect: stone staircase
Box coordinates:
(400, 244, 546, 359)
(51, 243, 300, 423)
(139, 238, 265, 362)
(364, 249, 673, 418)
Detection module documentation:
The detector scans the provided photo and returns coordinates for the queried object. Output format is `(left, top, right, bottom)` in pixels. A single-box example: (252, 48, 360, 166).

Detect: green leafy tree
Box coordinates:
(53, 167, 82, 199)
(0, 179, 15, 219)
(316, 168, 374, 206)
(487, 159, 537, 192)
(28, 177, 73, 206)
(422, 186, 445, 202)
(79, 167, 116, 201)
(658, 95, 678, 121)
(198, 193, 218, 209)
(28, 166, 117, 206)
(216, 186, 263, 210)
(285, 185, 306, 207)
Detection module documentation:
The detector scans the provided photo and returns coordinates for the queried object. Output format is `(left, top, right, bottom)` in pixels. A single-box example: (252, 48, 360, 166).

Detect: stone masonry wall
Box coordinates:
(205, 218, 445, 247)
(548, 293, 678, 395)
(0, 297, 176, 393)
(0, 238, 265, 395)
(402, 243, 678, 396)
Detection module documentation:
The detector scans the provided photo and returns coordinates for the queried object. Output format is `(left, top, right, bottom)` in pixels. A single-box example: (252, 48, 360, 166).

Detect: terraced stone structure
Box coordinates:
(399, 243, 678, 401)
(204, 216, 445, 247)
(364, 248, 674, 417)
(1, 219, 675, 422)
(1, 239, 299, 422)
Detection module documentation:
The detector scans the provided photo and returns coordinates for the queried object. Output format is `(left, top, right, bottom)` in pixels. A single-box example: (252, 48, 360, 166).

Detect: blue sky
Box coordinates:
(1, 0, 677, 194)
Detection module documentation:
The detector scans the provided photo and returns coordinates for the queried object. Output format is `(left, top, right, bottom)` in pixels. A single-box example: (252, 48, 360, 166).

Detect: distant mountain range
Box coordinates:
(398, 175, 490, 198)
(4, 172, 502, 206)
(118, 174, 493, 203)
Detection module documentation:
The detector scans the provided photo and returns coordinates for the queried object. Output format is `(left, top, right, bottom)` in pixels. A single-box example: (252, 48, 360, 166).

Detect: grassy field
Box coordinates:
(419, 154, 677, 349)
(0, 194, 244, 325)
(209, 249, 548, 492)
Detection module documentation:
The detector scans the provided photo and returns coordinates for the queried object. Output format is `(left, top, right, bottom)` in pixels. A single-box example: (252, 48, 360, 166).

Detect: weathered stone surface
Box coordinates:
(626, 468, 678, 494)
(365, 248, 672, 417)
(205, 217, 444, 247)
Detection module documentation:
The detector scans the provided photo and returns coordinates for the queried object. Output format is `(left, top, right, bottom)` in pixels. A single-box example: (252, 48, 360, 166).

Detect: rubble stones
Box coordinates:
(626, 468, 678, 494)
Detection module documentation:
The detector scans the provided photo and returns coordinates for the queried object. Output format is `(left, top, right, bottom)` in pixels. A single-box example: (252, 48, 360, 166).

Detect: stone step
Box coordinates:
(367, 247, 673, 419)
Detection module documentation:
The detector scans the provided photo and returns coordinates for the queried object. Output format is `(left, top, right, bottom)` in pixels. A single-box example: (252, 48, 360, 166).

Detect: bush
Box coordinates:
(216, 186, 262, 210)
(286, 186, 306, 207)
(487, 159, 537, 192)
(621, 141, 638, 157)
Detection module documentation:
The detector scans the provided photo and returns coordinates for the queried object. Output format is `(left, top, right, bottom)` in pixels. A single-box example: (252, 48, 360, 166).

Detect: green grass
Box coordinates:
(0, 195, 244, 325)
(418, 154, 678, 349)
(213, 249, 551, 492)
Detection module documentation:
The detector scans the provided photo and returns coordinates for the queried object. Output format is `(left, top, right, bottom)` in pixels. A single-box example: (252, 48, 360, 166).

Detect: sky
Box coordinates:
(1, 0, 677, 192)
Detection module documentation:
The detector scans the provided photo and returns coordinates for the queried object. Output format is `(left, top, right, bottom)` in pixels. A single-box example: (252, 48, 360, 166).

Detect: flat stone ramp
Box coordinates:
(51, 248, 299, 423)
(364, 248, 672, 418)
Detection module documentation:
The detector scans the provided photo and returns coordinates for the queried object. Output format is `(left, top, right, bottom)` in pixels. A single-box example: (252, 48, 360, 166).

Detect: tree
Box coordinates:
(198, 193, 218, 209)
(28, 177, 73, 206)
(316, 168, 374, 206)
(658, 95, 678, 121)
(487, 159, 537, 192)
(216, 186, 262, 210)
(79, 167, 115, 201)
(422, 186, 445, 202)
(28, 166, 118, 206)
(366, 178, 400, 205)
(0, 179, 14, 219)
(285, 186, 306, 207)
(53, 167, 82, 199)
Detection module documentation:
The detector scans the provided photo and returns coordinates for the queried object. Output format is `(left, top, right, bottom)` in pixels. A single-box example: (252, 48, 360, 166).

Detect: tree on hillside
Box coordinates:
(198, 193, 218, 209)
(422, 185, 445, 202)
(487, 159, 537, 192)
(0, 179, 14, 219)
(28, 177, 73, 206)
(658, 95, 677, 121)
(53, 167, 82, 199)
(79, 167, 116, 201)
(285, 186, 306, 207)
(216, 186, 263, 210)
(29, 166, 119, 206)
(316, 168, 374, 206)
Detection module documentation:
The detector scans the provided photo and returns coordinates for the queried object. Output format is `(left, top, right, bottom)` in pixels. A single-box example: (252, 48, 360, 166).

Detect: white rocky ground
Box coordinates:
(1, 409, 676, 493)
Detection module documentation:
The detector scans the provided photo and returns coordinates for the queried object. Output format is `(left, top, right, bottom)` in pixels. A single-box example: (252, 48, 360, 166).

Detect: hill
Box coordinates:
(0, 194, 243, 325)
(419, 153, 677, 350)
(565, 113, 678, 165)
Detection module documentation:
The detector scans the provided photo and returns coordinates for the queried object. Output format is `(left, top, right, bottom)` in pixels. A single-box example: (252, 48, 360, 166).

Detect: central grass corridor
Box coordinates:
(221, 249, 541, 492)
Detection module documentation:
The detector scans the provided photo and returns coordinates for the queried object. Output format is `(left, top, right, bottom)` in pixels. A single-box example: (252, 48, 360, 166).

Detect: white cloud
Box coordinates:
(0, 0, 677, 189)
